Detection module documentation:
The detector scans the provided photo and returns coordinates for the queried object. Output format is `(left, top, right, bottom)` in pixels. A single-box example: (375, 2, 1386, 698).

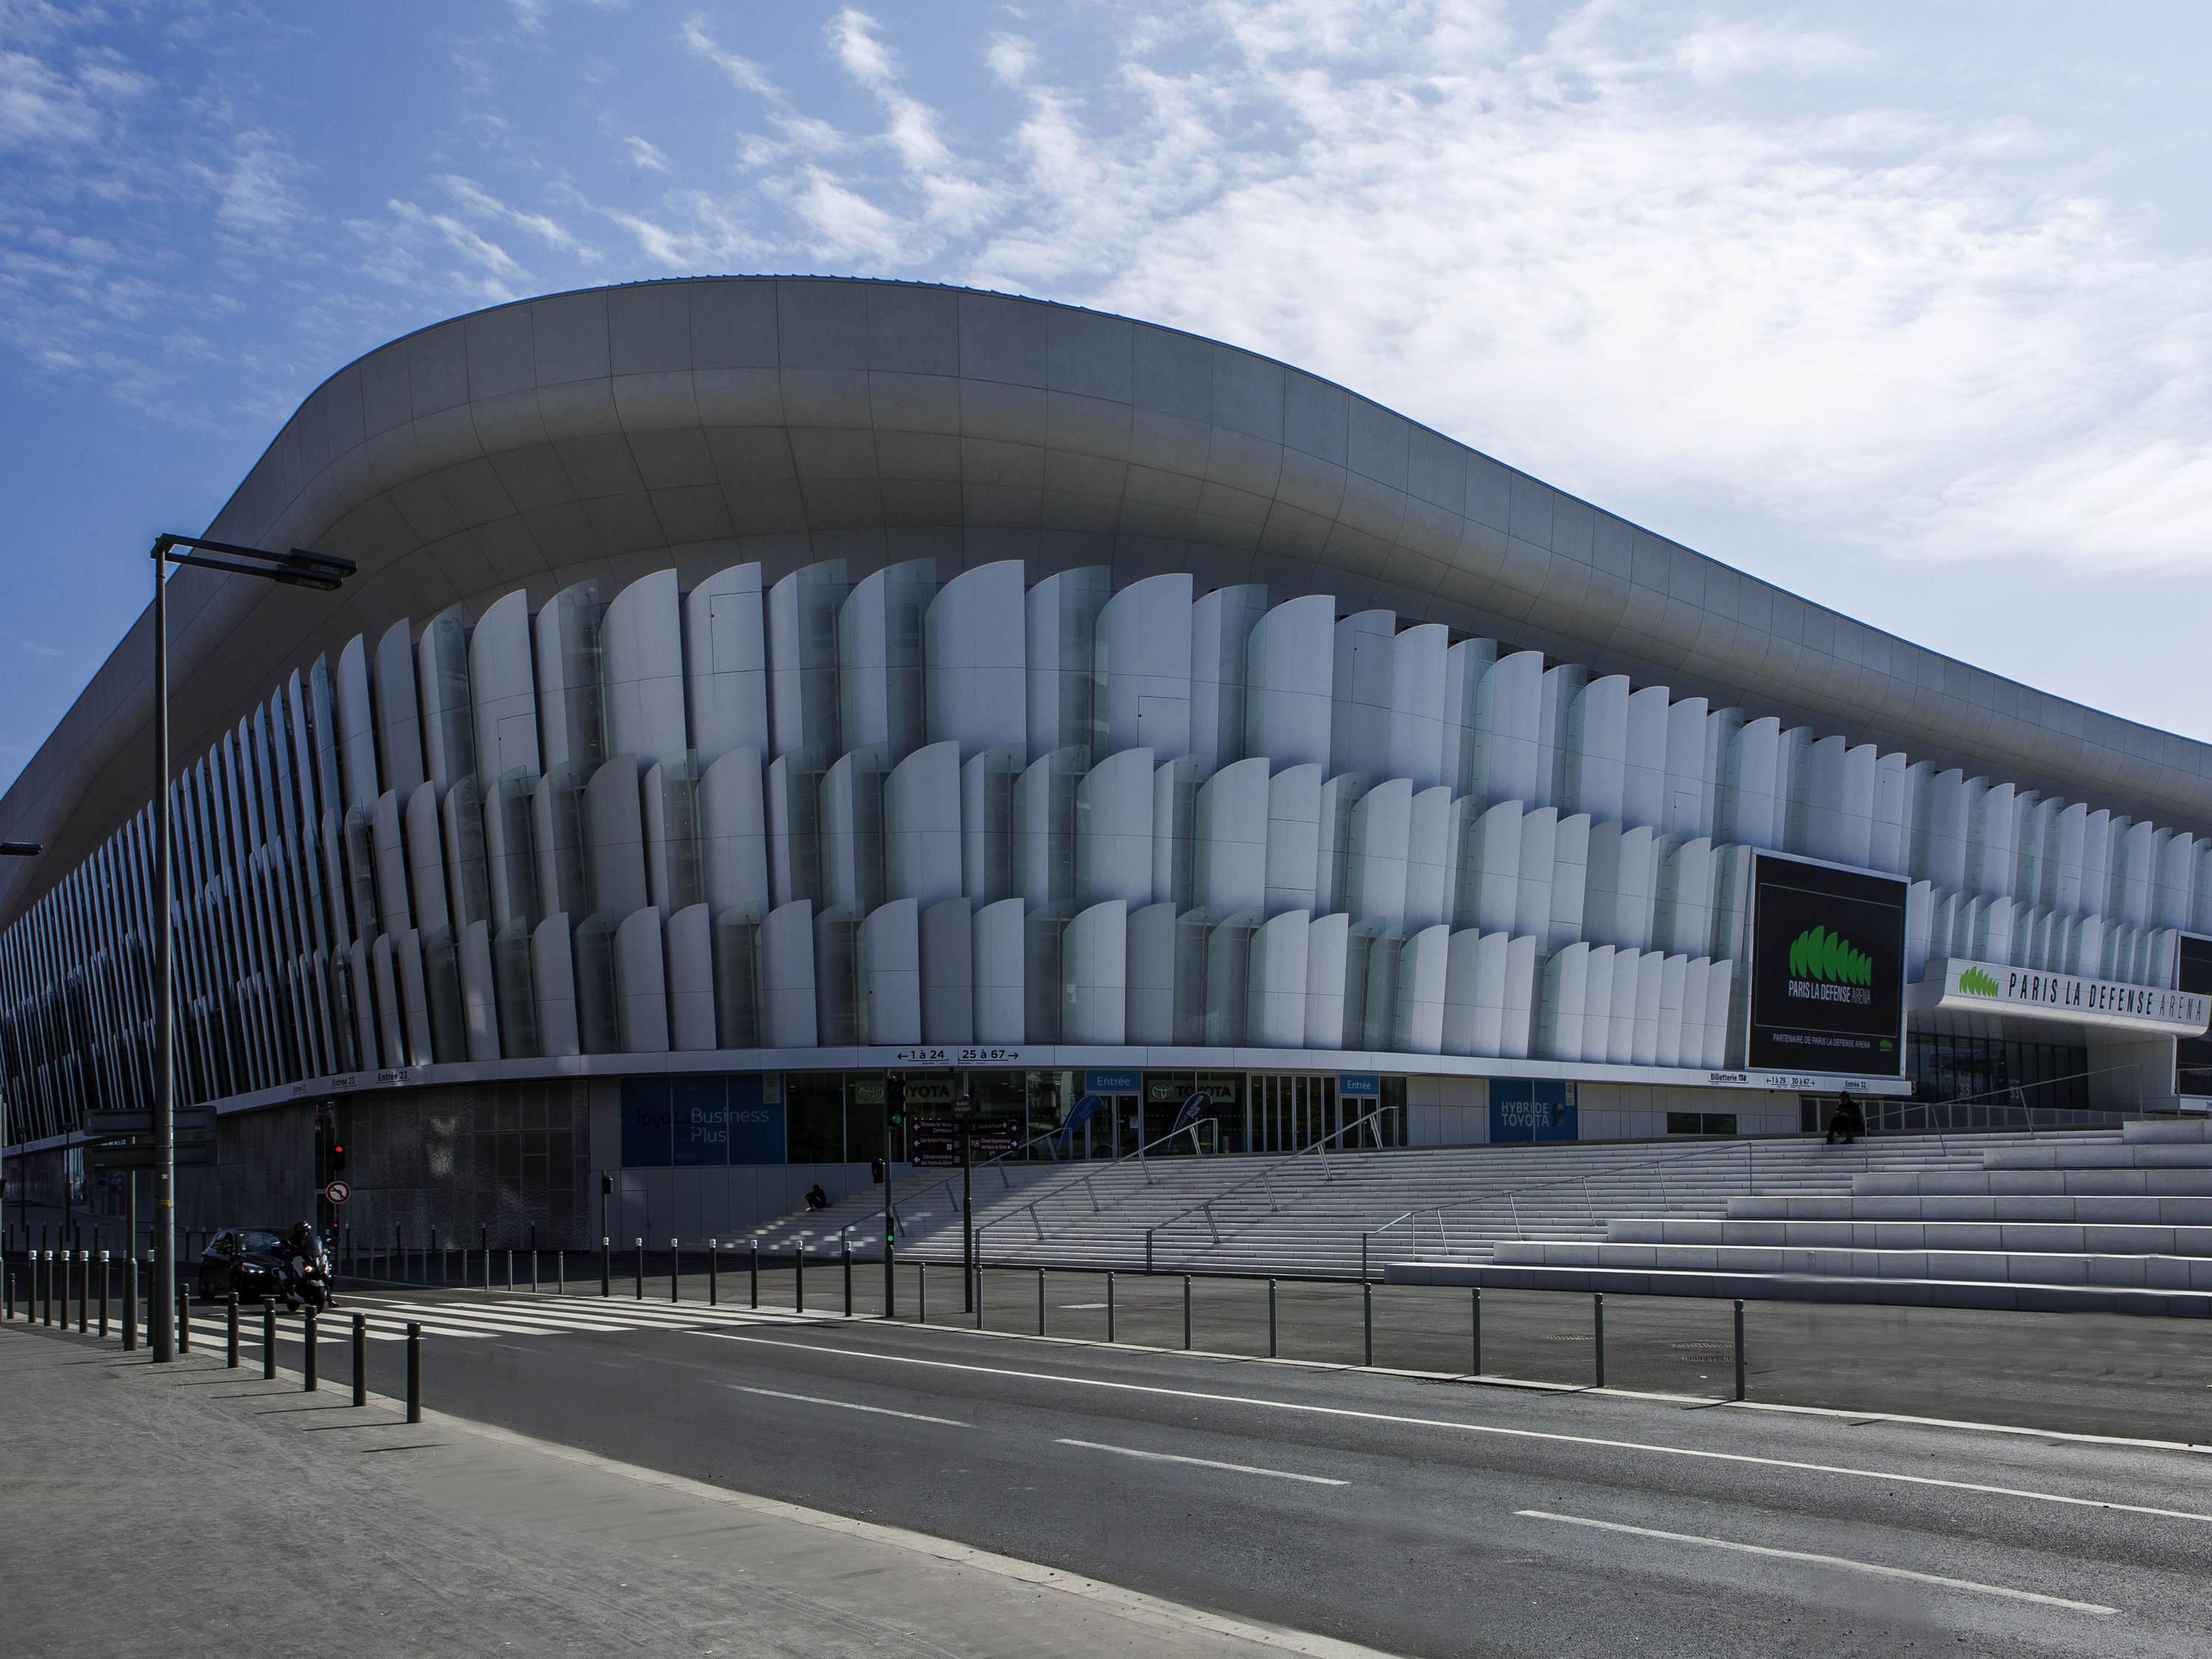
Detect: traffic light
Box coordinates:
(330, 1143, 347, 1175)
(883, 1071, 905, 1130)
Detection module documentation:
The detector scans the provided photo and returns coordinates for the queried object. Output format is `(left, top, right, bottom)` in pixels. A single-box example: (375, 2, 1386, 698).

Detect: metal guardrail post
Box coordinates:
(1733, 1299, 1747, 1402)
(1593, 1293, 1605, 1388)
(1471, 1286, 1482, 1375)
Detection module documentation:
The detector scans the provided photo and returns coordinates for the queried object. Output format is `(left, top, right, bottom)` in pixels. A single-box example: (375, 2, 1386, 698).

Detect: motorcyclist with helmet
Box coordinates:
(276, 1220, 334, 1312)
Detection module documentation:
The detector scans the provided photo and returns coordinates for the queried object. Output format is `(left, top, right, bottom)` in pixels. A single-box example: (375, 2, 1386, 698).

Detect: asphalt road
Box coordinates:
(245, 1284, 2212, 1658)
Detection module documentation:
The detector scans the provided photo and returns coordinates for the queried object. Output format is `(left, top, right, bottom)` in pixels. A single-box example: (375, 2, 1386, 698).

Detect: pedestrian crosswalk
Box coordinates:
(278, 1291, 839, 1345)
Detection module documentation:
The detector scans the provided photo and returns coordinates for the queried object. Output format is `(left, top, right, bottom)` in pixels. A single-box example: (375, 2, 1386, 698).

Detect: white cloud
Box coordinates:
(439, 174, 600, 260)
(212, 128, 308, 237)
(625, 133, 669, 171)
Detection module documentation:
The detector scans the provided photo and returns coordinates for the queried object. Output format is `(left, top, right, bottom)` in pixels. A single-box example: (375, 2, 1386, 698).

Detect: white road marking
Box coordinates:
(1514, 1510, 2118, 1615)
(731, 1384, 970, 1427)
(1060, 1302, 1110, 1310)
(699, 1334, 2212, 1527)
(1057, 1438, 1347, 1486)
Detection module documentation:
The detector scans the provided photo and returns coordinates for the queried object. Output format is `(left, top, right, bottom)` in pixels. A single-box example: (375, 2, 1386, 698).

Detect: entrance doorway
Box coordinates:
(1249, 1074, 1340, 1154)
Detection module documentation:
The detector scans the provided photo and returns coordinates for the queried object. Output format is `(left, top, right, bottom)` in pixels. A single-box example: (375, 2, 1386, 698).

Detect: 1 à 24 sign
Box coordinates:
(890, 1046, 1027, 1066)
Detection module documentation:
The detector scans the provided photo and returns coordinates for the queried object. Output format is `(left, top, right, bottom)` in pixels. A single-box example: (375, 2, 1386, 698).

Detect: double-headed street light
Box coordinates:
(149, 535, 353, 1363)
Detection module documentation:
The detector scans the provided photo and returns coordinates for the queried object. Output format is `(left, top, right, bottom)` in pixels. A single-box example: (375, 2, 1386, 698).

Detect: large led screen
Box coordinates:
(1746, 852, 1908, 1079)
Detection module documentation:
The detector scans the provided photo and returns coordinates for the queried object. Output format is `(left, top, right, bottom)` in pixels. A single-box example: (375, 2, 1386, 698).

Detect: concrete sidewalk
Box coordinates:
(0, 1323, 1385, 1659)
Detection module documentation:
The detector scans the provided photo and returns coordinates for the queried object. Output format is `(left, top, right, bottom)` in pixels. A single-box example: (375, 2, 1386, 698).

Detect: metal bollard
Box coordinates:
(352, 1314, 368, 1408)
(795, 1245, 805, 1313)
(917, 1260, 926, 1324)
(1733, 1299, 1747, 1402)
(1268, 1278, 1279, 1359)
(531, 1248, 539, 1295)
(99, 1251, 110, 1338)
(124, 1254, 138, 1350)
(406, 1323, 422, 1424)
(558, 1249, 566, 1297)
(226, 1294, 240, 1368)
(77, 1250, 88, 1332)
(600, 1236, 611, 1298)
(507, 1248, 515, 1291)
(1037, 1267, 1046, 1336)
(1106, 1270, 1116, 1343)
(178, 1279, 190, 1354)
(1183, 1275, 1192, 1350)
(41, 1250, 52, 1325)
(973, 1263, 984, 1331)
(1593, 1293, 1605, 1388)
(262, 1303, 276, 1380)
(670, 1238, 680, 1304)
(1472, 1287, 1483, 1377)
(634, 1238, 644, 1301)
(3, 1256, 11, 1320)
(750, 1241, 759, 1310)
(843, 1242, 853, 1317)
(1363, 1281, 1373, 1367)
(709, 1240, 719, 1308)
(303, 1308, 319, 1391)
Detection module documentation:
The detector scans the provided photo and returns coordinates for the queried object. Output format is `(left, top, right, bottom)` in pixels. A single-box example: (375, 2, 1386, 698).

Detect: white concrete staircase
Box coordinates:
(744, 1131, 2073, 1279)
(1390, 1119, 2212, 1316)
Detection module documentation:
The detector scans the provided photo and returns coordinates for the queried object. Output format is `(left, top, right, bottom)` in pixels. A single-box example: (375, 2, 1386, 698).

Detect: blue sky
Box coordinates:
(7, 1, 2212, 791)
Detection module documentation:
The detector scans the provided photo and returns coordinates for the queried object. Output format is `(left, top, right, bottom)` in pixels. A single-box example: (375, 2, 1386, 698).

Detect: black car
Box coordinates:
(196, 1229, 305, 1304)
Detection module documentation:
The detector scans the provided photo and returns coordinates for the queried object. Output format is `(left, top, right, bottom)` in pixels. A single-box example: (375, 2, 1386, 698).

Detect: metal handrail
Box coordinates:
(975, 1118, 1241, 1252)
(1141, 1106, 1397, 1267)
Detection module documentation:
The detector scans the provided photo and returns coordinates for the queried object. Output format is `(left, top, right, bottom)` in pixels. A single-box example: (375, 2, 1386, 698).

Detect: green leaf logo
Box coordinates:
(1958, 965, 2002, 998)
(1787, 926, 1874, 987)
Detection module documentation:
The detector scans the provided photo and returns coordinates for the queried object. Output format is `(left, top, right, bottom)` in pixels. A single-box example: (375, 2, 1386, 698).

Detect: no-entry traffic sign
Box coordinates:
(323, 1180, 352, 1205)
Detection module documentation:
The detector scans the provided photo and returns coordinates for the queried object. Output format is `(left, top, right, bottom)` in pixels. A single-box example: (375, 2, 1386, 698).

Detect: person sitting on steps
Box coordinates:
(804, 1183, 830, 1211)
(1825, 1096, 1865, 1145)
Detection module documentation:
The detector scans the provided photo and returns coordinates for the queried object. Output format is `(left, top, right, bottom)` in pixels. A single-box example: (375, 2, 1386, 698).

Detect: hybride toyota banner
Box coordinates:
(1746, 850, 1909, 1079)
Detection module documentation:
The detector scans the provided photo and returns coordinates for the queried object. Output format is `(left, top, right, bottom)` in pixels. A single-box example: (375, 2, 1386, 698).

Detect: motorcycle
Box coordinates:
(281, 1248, 334, 1312)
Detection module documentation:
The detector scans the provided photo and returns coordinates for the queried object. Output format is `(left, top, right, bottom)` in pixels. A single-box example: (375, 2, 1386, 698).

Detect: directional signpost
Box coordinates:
(905, 1098, 1023, 1312)
(86, 1107, 215, 1172)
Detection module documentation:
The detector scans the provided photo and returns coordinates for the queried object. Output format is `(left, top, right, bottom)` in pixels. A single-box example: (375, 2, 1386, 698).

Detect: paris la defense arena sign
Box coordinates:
(1915, 955, 2212, 1037)
(1745, 851, 1909, 1085)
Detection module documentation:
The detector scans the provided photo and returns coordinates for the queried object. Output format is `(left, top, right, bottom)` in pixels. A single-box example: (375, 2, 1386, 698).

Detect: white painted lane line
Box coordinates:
(730, 1384, 970, 1427)
(698, 1335, 2212, 1528)
(1514, 1510, 2118, 1616)
(1057, 1438, 1348, 1486)
(348, 1304, 637, 1335)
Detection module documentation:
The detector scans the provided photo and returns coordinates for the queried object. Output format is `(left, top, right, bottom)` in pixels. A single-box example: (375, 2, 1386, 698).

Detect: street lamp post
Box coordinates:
(147, 535, 353, 1363)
